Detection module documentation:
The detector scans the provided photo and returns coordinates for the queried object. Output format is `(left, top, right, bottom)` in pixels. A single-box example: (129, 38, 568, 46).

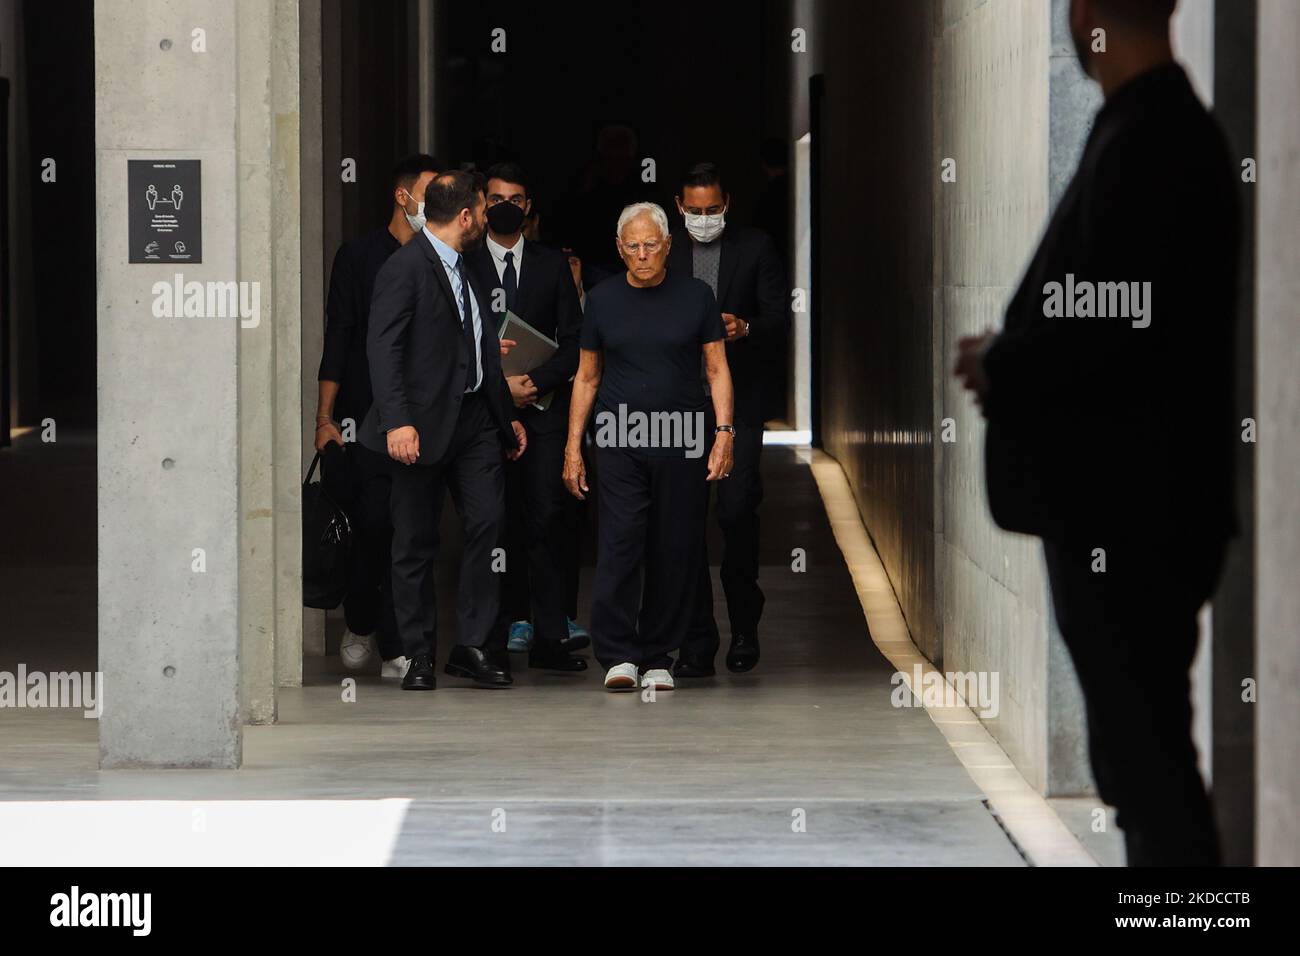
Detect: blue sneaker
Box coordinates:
(560, 617, 591, 652)
(507, 620, 534, 652)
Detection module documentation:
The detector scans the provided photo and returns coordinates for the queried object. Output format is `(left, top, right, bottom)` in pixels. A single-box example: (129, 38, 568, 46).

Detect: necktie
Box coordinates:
(454, 256, 478, 391)
(503, 250, 518, 314)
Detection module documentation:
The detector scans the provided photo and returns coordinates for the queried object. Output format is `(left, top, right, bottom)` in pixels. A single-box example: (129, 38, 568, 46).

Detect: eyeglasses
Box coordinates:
(620, 240, 663, 255)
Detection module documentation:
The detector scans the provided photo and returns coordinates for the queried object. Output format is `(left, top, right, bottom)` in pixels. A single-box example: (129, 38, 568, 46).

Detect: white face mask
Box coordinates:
(682, 206, 726, 243)
(402, 190, 426, 232)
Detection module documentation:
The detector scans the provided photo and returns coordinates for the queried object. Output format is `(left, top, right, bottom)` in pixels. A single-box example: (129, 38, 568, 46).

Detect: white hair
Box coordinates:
(616, 202, 669, 241)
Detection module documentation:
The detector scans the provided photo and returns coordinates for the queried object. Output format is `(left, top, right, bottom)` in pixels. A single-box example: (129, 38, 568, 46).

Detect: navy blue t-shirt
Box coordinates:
(579, 269, 725, 425)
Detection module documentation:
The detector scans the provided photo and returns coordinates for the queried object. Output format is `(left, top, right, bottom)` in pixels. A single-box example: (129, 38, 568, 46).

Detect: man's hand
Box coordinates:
(507, 421, 528, 461)
(314, 420, 344, 451)
(954, 331, 996, 417)
(507, 374, 539, 408)
(722, 313, 748, 342)
(562, 447, 589, 500)
(386, 425, 420, 465)
(706, 431, 735, 481)
(499, 338, 517, 356)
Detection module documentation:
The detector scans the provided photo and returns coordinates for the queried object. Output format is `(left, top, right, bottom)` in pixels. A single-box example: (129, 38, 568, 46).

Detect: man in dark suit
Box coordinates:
(668, 162, 788, 677)
(465, 162, 587, 672)
(315, 153, 440, 680)
(955, 0, 1238, 865)
(361, 169, 528, 691)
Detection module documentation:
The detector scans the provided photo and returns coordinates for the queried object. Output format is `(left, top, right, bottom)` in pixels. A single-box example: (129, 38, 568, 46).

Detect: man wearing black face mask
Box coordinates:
(466, 162, 588, 673)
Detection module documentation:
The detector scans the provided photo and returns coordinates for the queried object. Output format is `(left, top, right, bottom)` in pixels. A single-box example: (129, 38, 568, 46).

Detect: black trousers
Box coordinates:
(502, 423, 573, 650)
(681, 423, 766, 663)
(1043, 532, 1226, 867)
(590, 446, 708, 671)
(388, 392, 507, 660)
(321, 441, 401, 660)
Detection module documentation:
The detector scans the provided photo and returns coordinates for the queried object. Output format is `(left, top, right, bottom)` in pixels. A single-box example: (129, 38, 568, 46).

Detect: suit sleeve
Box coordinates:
(525, 259, 583, 395)
(982, 149, 1159, 419)
(499, 371, 520, 428)
(318, 244, 354, 383)
(366, 255, 417, 433)
(741, 232, 789, 348)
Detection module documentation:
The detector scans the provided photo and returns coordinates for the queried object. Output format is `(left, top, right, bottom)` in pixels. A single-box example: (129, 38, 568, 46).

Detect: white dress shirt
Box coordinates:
(423, 227, 483, 392)
(486, 233, 524, 287)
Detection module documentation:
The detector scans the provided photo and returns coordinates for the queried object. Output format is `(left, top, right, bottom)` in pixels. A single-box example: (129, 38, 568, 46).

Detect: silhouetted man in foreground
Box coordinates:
(955, 0, 1238, 865)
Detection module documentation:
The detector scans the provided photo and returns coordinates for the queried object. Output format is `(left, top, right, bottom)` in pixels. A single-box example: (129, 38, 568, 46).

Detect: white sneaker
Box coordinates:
(642, 668, 675, 691)
(604, 662, 639, 691)
(380, 656, 411, 680)
(340, 629, 377, 671)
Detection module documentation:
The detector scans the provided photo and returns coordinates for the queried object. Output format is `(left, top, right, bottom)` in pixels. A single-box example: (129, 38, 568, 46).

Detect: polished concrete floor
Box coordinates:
(1, 434, 1038, 864)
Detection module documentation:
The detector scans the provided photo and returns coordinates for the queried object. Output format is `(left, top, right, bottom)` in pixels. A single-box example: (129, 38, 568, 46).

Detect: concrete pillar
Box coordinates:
(96, 0, 242, 767)
(240, 0, 302, 705)
(299, 0, 326, 659)
(237, 0, 278, 723)
(235, 0, 301, 716)
(270, 0, 303, 690)
(1255, 0, 1300, 867)
(97, 0, 300, 763)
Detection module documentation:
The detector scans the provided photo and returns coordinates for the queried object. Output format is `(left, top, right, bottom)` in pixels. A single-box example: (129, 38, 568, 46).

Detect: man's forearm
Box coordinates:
(316, 380, 340, 422)
(708, 369, 734, 426)
(567, 380, 596, 451)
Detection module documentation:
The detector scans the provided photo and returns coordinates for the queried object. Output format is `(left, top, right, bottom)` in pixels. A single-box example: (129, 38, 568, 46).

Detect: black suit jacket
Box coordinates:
(666, 225, 788, 425)
(983, 63, 1238, 541)
(465, 239, 583, 434)
(360, 234, 519, 465)
(317, 227, 400, 429)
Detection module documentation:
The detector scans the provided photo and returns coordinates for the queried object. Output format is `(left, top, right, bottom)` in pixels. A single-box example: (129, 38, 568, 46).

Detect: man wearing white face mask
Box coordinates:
(668, 161, 788, 678)
(314, 154, 440, 679)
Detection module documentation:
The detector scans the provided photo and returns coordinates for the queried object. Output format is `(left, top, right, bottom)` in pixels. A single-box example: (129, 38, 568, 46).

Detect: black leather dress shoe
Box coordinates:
(726, 632, 760, 673)
(401, 654, 437, 690)
(672, 656, 716, 679)
(528, 645, 588, 672)
(445, 645, 513, 686)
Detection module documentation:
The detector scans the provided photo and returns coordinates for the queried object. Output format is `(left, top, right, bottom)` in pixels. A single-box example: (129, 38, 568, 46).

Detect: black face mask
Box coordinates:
(486, 201, 527, 235)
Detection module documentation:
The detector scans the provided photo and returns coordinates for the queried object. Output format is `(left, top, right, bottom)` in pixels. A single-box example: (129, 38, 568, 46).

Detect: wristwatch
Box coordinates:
(715, 424, 735, 435)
